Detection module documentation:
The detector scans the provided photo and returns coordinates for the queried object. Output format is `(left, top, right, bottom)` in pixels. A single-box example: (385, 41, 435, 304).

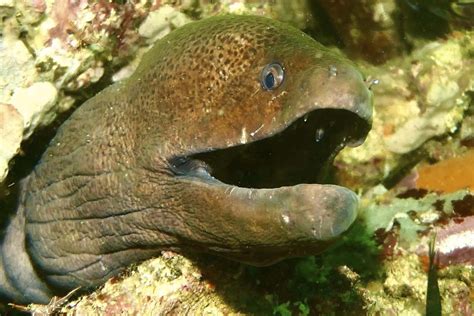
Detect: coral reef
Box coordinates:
(59, 252, 270, 315)
(361, 253, 473, 315)
(1, 0, 474, 315)
(0, 1, 196, 183)
(335, 30, 473, 189)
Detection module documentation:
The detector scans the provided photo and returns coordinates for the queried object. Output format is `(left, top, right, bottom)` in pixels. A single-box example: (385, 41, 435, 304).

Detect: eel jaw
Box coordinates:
(167, 108, 371, 265)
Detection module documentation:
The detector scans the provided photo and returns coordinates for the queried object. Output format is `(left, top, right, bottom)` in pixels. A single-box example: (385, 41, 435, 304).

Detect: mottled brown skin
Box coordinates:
(0, 15, 373, 304)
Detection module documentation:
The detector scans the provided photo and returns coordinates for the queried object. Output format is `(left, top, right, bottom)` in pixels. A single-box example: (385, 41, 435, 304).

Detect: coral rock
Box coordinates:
(0, 103, 23, 182)
(10, 81, 58, 138)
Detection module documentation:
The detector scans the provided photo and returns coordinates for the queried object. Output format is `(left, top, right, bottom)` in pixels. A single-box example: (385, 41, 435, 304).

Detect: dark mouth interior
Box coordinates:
(170, 109, 370, 189)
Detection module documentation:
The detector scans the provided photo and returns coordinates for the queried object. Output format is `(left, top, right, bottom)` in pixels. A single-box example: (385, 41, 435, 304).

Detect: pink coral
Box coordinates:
(434, 216, 474, 268)
(31, 0, 47, 13)
(47, 0, 149, 55)
(419, 216, 474, 269)
(48, 0, 88, 43)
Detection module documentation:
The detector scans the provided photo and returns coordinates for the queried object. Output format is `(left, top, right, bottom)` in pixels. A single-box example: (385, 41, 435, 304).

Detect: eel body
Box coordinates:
(0, 15, 373, 303)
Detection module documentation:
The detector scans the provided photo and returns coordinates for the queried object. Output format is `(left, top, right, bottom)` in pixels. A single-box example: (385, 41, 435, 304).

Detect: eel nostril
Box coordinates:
(364, 75, 380, 90)
(328, 65, 338, 77)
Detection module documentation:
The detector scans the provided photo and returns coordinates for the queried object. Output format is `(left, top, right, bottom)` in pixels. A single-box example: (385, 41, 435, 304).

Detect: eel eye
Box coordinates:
(260, 62, 284, 90)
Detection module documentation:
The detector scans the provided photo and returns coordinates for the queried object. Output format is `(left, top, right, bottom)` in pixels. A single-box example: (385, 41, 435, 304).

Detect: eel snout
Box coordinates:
(289, 61, 373, 127)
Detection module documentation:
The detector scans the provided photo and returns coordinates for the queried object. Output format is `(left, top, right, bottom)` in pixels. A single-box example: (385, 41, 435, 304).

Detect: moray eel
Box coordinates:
(0, 15, 373, 304)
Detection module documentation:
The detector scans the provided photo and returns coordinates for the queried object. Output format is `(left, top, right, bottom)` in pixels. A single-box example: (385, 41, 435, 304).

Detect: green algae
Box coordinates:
(361, 189, 470, 246)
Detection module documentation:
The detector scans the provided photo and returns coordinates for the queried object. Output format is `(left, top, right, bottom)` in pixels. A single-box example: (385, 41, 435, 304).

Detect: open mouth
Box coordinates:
(169, 109, 370, 189)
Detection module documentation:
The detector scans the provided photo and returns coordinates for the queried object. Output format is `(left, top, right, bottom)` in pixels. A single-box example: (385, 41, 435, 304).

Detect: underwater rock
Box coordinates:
(317, 0, 404, 64)
(0, 38, 38, 103)
(58, 253, 269, 315)
(10, 82, 58, 138)
(460, 115, 474, 144)
(0, 0, 14, 6)
(365, 253, 473, 315)
(384, 40, 473, 154)
(0, 38, 38, 182)
(0, 104, 23, 182)
(0, 0, 15, 31)
(138, 4, 191, 43)
(400, 0, 474, 45)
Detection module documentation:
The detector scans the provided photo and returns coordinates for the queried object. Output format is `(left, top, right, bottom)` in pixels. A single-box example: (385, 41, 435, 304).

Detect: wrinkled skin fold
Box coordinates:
(0, 15, 373, 304)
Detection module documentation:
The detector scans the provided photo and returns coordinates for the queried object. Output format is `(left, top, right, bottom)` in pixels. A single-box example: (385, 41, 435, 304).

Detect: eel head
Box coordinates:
(135, 16, 374, 265)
